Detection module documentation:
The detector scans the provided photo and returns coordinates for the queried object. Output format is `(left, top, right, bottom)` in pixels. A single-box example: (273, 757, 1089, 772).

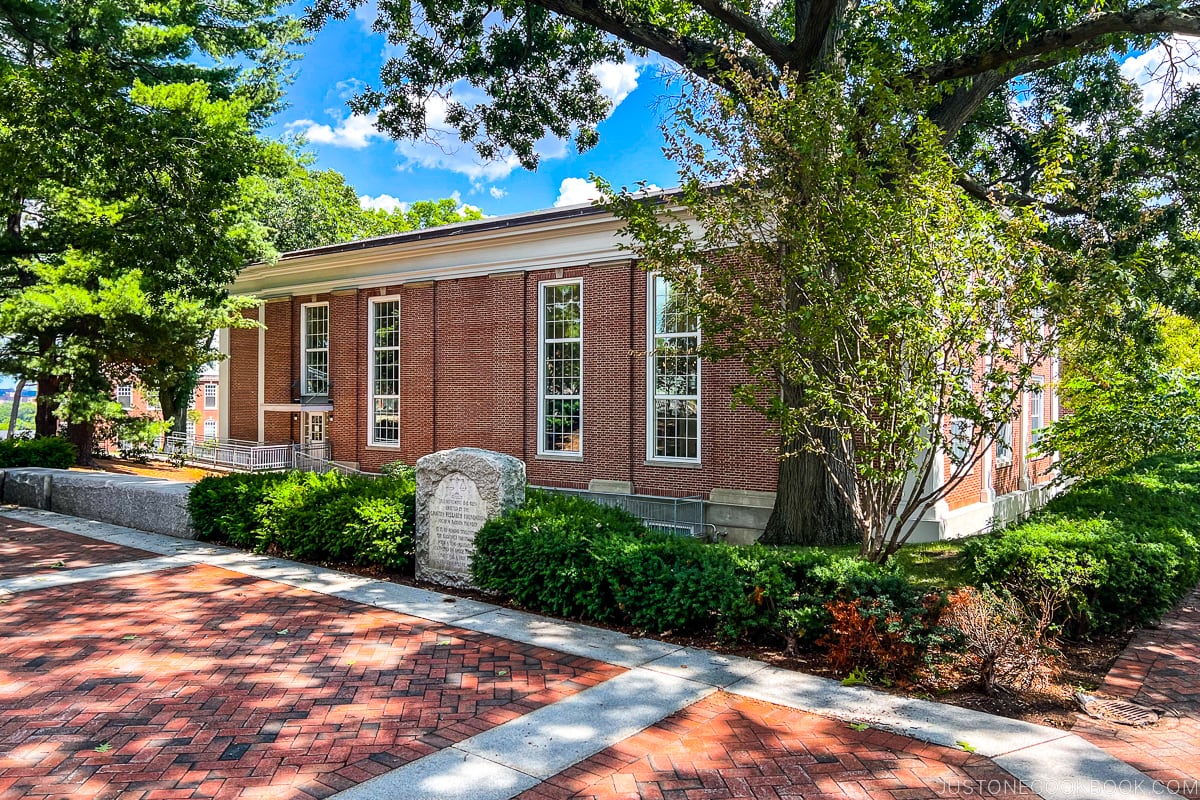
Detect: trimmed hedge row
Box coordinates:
(963, 453, 1200, 634)
(187, 470, 416, 570)
(472, 490, 948, 671)
(0, 436, 76, 469)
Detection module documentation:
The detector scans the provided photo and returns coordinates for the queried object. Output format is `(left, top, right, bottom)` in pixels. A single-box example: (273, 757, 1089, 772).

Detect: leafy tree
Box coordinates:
(241, 145, 486, 251)
(308, 0, 1200, 544)
(1039, 309, 1200, 481)
(360, 198, 484, 238)
(607, 69, 1062, 560)
(0, 0, 303, 453)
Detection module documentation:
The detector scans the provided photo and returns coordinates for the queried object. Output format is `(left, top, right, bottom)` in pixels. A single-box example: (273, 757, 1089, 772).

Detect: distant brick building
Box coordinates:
(116, 362, 220, 443)
(222, 202, 1059, 541)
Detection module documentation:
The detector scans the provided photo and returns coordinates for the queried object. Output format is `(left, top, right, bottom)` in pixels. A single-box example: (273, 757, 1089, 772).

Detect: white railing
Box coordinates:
(163, 435, 363, 476)
(164, 434, 294, 472)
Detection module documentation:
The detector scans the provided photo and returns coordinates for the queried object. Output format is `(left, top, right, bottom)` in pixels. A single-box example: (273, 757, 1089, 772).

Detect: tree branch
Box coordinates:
(532, 0, 775, 87)
(690, 0, 793, 65)
(914, 4, 1200, 85)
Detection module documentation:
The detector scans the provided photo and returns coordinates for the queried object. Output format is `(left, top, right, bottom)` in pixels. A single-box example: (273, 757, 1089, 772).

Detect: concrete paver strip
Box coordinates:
(516, 692, 1030, 800)
(335, 670, 715, 798)
(0, 554, 193, 594)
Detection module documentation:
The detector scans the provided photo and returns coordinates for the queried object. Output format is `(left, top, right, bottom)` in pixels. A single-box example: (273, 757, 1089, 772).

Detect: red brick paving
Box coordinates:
(0, 564, 623, 800)
(0, 517, 157, 580)
(1073, 586, 1200, 798)
(517, 692, 1026, 800)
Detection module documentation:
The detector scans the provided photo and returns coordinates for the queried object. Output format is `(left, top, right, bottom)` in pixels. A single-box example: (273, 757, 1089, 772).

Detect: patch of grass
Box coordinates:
(773, 540, 973, 592)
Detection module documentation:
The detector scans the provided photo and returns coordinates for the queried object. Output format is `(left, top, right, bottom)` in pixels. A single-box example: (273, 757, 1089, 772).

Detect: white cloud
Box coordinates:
(334, 78, 367, 101)
(287, 112, 384, 149)
(488, 186, 508, 199)
(591, 61, 640, 108)
(1121, 37, 1200, 111)
(554, 178, 604, 207)
(359, 194, 407, 212)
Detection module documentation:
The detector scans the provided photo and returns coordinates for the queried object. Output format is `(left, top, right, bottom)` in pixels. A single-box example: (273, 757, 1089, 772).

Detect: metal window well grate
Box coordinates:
(535, 487, 719, 541)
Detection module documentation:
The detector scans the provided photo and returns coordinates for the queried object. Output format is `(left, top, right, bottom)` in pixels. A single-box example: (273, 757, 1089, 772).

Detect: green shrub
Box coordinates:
(964, 453, 1200, 634)
(0, 436, 76, 469)
(187, 470, 416, 571)
(473, 490, 945, 673)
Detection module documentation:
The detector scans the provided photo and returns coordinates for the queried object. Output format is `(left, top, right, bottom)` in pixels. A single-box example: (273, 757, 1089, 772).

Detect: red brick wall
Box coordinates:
(236, 263, 782, 497)
(227, 307, 259, 441)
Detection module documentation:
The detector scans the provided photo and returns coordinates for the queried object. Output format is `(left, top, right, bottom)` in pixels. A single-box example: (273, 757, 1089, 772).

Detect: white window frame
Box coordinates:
(368, 296, 402, 448)
(1028, 375, 1045, 451)
(646, 273, 701, 464)
(116, 384, 133, 409)
(996, 420, 1014, 466)
(203, 382, 218, 410)
(537, 278, 584, 457)
(186, 418, 196, 440)
(203, 418, 217, 441)
(300, 302, 330, 397)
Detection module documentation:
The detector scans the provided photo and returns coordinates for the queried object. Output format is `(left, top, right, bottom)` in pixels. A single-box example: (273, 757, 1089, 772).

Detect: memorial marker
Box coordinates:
(415, 447, 525, 588)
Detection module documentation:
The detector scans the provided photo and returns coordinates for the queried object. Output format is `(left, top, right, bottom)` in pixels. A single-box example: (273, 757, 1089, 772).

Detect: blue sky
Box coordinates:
(262, 2, 684, 216)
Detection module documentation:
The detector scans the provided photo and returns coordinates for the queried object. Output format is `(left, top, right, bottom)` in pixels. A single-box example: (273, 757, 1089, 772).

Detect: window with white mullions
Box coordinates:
(649, 275, 700, 461)
(370, 298, 401, 446)
(1029, 375, 1045, 449)
(538, 280, 583, 455)
(301, 303, 329, 396)
(203, 382, 217, 409)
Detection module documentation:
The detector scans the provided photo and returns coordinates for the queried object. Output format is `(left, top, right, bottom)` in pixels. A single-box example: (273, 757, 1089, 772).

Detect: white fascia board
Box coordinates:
(231, 206, 703, 297)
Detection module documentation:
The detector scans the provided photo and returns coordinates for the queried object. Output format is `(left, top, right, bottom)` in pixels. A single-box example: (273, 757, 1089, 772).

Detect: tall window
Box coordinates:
(649, 275, 700, 461)
(996, 421, 1013, 465)
(301, 303, 329, 396)
(203, 418, 217, 440)
(186, 418, 196, 440)
(116, 384, 133, 409)
(1029, 375, 1045, 449)
(370, 299, 401, 446)
(203, 382, 217, 409)
(538, 280, 582, 455)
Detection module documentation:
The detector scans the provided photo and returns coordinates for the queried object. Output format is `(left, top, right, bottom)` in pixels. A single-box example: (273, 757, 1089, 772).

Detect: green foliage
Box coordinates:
(1042, 309, 1200, 481)
(0, 0, 300, 436)
(964, 454, 1200, 634)
(473, 490, 946, 673)
(0, 436, 76, 469)
(99, 414, 170, 462)
(605, 67, 1063, 561)
(187, 471, 416, 570)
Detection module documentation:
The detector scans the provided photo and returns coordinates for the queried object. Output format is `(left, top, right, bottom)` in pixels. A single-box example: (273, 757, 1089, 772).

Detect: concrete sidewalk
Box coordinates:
(0, 508, 1175, 800)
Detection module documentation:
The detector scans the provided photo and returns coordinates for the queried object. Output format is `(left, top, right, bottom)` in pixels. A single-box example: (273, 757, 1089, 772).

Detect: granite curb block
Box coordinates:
(0, 507, 1174, 800)
(1, 468, 195, 538)
(331, 669, 717, 799)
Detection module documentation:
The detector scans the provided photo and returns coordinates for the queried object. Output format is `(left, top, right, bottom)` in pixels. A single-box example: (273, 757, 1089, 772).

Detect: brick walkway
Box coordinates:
(0, 513, 1168, 800)
(0, 564, 621, 799)
(0, 518, 156, 580)
(517, 693, 1022, 800)
(1073, 586, 1200, 798)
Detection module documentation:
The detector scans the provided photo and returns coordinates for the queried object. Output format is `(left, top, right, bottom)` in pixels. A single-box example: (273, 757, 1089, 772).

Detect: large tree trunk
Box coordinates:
(65, 420, 96, 465)
(760, 427, 859, 545)
(34, 374, 59, 437)
(758, 375, 859, 545)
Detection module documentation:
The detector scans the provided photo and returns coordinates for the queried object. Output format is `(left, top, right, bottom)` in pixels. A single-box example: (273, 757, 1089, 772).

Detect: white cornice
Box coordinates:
(231, 203, 701, 298)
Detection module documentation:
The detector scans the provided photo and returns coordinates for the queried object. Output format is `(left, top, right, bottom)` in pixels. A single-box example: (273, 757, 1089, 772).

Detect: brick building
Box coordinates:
(221, 202, 1059, 541)
(116, 362, 221, 443)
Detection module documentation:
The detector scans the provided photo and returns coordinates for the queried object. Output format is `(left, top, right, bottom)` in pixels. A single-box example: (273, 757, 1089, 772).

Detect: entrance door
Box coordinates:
(303, 411, 329, 459)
